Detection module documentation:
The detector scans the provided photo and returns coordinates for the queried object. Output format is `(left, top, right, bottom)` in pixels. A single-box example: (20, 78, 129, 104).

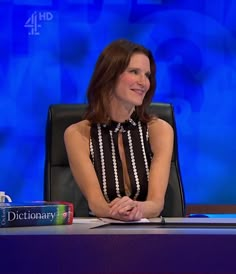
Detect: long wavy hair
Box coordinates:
(84, 39, 156, 123)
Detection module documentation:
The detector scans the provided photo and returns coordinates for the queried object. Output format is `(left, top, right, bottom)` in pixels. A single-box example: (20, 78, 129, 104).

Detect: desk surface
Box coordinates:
(2, 217, 236, 235)
(2, 217, 236, 274)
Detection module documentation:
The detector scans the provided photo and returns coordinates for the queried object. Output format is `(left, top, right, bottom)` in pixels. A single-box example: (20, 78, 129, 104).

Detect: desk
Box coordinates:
(1, 218, 236, 274)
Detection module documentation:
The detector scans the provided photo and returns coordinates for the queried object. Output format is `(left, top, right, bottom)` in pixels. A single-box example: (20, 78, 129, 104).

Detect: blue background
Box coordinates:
(1, 0, 236, 205)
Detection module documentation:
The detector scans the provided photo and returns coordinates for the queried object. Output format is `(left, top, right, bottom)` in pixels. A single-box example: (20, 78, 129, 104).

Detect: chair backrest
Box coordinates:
(44, 103, 186, 217)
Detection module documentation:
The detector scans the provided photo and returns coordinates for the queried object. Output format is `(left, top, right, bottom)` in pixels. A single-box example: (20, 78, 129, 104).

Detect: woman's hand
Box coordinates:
(109, 196, 143, 221)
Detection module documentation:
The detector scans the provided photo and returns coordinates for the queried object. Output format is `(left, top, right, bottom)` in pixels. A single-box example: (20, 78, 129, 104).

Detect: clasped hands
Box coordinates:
(109, 196, 143, 221)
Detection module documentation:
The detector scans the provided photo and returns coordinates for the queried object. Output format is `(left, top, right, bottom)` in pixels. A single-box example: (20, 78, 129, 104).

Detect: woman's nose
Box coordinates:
(138, 74, 146, 85)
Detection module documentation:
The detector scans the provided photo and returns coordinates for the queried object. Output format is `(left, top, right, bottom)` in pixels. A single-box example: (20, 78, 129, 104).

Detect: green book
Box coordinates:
(0, 201, 74, 228)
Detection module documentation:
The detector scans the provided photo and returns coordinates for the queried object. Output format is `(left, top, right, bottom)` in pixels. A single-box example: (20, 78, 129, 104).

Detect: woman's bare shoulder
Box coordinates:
(147, 117, 174, 153)
(148, 117, 173, 134)
(64, 120, 91, 140)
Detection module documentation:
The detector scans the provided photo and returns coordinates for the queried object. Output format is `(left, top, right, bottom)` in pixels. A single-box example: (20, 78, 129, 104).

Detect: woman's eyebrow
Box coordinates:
(127, 66, 151, 73)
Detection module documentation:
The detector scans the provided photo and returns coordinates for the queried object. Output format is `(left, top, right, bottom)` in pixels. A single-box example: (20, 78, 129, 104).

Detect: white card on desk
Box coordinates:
(99, 218, 150, 224)
(73, 218, 101, 224)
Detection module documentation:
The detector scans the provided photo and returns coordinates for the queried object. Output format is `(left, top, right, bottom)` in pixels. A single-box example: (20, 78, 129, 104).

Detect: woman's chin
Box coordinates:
(133, 99, 144, 106)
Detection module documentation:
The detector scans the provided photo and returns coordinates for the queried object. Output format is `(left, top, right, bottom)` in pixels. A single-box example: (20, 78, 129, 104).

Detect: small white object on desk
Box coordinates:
(73, 218, 101, 224)
(99, 218, 150, 224)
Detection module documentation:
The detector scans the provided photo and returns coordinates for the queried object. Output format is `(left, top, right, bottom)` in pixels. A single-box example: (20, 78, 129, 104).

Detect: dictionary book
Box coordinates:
(0, 201, 74, 228)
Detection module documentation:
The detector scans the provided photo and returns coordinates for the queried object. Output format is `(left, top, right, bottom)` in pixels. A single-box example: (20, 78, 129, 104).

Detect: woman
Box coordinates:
(64, 39, 173, 221)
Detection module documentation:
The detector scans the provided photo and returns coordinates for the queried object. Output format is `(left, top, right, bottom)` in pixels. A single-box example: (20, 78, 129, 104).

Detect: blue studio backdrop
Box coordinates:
(1, 0, 236, 205)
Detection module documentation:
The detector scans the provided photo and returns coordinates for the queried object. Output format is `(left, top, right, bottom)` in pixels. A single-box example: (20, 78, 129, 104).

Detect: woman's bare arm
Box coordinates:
(64, 121, 110, 217)
(138, 118, 174, 218)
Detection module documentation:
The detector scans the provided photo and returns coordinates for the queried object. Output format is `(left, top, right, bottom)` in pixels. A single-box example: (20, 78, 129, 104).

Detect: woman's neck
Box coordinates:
(108, 96, 135, 122)
(109, 105, 134, 122)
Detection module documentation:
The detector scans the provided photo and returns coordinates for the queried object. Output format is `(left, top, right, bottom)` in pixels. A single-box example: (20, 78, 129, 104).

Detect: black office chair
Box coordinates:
(44, 103, 186, 217)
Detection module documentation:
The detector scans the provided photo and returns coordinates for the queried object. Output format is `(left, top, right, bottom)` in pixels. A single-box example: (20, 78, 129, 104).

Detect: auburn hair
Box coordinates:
(84, 39, 156, 123)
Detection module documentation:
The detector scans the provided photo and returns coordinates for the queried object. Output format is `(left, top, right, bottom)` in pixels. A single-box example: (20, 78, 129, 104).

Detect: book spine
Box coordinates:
(0, 204, 73, 228)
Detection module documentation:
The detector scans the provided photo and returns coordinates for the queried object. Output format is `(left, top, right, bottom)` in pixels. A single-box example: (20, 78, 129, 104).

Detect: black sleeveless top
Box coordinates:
(89, 114, 153, 202)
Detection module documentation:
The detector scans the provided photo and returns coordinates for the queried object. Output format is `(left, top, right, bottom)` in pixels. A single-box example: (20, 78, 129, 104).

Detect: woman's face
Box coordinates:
(112, 53, 151, 108)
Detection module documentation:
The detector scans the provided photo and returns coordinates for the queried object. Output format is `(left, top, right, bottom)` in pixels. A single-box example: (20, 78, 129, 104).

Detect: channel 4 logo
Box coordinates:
(24, 11, 53, 35)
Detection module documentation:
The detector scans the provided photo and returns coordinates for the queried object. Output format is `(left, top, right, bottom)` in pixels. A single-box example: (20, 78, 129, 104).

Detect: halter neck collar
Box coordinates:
(101, 112, 138, 133)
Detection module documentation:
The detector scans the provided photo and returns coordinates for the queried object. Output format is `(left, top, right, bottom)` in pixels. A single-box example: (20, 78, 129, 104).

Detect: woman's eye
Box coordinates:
(146, 73, 151, 79)
(130, 69, 138, 74)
